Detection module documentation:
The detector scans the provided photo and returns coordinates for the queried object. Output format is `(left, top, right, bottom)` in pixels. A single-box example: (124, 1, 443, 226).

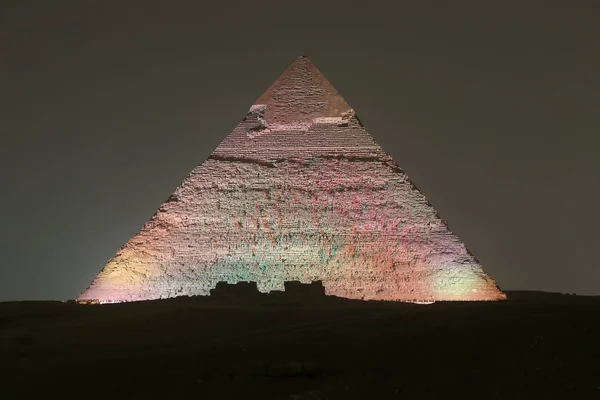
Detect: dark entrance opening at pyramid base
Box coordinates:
(78, 56, 505, 305)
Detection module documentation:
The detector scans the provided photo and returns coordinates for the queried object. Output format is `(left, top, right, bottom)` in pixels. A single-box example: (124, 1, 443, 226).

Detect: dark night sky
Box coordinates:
(1, 1, 599, 301)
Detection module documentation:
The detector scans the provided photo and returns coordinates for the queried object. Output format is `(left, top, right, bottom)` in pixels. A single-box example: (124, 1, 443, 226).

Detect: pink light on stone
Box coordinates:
(78, 56, 506, 304)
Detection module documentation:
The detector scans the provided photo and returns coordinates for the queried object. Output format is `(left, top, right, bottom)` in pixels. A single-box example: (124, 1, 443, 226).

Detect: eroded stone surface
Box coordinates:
(79, 57, 505, 303)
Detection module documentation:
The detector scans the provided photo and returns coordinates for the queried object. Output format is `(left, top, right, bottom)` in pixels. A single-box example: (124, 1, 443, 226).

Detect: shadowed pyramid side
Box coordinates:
(78, 57, 505, 303)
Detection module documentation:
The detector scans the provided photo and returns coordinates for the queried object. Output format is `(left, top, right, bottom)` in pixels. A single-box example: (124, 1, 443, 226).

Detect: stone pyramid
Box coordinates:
(79, 56, 505, 303)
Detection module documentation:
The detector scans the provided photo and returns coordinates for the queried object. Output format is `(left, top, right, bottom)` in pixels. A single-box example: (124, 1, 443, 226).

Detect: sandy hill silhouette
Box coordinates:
(2, 291, 599, 398)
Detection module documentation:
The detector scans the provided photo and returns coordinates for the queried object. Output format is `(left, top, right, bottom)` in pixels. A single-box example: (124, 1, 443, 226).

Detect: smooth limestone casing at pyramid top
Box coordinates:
(79, 56, 506, 303)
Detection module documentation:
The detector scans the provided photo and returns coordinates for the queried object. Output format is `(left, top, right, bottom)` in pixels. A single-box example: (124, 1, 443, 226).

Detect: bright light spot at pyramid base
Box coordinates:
(407, 300, 436, 305)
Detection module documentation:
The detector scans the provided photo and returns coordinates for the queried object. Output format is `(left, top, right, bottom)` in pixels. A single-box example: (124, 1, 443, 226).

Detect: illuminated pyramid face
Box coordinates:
(79, 56, 505, 303)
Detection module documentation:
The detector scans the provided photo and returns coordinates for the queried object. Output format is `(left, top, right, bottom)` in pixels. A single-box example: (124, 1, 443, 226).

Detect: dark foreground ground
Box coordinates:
(1, 291, 599, 399)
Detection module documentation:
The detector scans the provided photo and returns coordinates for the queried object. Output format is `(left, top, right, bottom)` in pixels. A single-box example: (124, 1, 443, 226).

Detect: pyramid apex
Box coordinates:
(254, 57, 351, 124)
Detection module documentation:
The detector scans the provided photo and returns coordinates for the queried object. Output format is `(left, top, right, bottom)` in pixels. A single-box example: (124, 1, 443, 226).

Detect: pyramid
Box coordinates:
(79, 56, 505, 303)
